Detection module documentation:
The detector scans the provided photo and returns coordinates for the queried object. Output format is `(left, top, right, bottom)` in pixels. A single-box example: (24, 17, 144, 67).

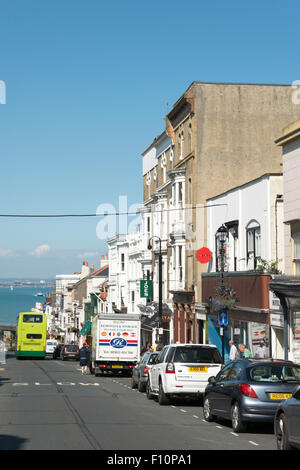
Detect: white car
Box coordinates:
(146, 343, 222, 405)
(46, 340, 58, 355)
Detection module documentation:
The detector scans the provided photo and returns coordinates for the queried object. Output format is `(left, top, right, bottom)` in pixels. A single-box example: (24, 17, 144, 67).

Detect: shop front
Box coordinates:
(202, 272, 272, 360)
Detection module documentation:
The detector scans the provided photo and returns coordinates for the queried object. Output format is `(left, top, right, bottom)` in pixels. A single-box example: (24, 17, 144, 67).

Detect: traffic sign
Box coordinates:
(218, 310, 228, 326)
(196, 247, 212, 264)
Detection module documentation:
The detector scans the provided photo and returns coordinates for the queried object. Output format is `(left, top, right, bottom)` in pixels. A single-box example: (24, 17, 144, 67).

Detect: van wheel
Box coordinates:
(158, 381, 170, 405)
(231, 402, 247, 433)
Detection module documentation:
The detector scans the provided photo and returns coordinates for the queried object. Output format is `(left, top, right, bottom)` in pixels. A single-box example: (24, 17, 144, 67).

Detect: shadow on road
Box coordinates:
(0, 435, 28, 450)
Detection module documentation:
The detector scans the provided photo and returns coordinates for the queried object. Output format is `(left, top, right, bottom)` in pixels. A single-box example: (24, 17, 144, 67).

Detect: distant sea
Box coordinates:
(0, 285, 52, 324)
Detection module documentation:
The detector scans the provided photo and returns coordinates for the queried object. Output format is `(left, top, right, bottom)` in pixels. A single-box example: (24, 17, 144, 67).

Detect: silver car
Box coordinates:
(131, 351, 158, 392)
(203, 359, 300, 432)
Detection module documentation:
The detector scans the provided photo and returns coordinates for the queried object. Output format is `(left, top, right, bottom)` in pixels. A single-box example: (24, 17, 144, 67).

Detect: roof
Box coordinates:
(87, 264, 109, 279)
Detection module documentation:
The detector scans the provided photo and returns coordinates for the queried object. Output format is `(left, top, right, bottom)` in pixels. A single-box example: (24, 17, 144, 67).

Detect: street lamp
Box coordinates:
(216, 224, 228, 296)
(148, 236, 163, 349)
(216, 224, 229, 364)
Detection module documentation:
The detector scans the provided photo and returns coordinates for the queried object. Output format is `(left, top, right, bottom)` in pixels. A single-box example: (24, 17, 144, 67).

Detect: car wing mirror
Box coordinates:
(208, 376, 216, 385)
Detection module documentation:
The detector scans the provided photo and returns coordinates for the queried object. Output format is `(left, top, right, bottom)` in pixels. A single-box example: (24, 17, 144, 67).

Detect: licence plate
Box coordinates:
(112, 365, 123, 369)
(188, 366, 208, 373)
(270, 393, 292, 400)
(69, 354, 75, 357)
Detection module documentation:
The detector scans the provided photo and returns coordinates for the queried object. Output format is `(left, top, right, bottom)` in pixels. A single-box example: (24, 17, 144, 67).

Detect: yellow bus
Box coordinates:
(16, 312, 47, 359)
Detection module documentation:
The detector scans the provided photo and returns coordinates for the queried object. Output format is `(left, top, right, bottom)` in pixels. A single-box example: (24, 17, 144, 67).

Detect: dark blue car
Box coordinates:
(203, 359, 300, 432)
(274, 385, 300, 450)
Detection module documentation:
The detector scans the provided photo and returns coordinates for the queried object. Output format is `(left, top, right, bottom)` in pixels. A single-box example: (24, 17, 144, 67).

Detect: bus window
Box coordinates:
(23, 314, 43, 323)
(27, 334, 42, 339)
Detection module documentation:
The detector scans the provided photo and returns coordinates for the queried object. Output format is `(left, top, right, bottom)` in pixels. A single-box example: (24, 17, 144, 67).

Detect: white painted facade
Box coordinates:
(206, 174, 284, 273)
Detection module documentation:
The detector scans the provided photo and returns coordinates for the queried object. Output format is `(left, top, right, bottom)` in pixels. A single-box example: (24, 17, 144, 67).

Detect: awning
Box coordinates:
(79, 321, 92, 336)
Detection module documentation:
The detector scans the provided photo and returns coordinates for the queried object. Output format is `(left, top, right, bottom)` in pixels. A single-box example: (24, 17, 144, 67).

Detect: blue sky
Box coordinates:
(0, 0, 299, 277)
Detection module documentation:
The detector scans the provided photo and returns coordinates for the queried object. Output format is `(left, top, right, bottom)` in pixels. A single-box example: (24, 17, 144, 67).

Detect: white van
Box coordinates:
(46, 339, 58, 355)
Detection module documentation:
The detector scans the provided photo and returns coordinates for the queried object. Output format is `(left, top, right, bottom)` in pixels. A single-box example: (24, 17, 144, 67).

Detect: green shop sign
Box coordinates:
(140, 280, 153, 298)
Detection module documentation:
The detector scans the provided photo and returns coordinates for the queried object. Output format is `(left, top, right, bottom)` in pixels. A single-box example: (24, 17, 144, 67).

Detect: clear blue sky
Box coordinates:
(0, 0, 299, 277)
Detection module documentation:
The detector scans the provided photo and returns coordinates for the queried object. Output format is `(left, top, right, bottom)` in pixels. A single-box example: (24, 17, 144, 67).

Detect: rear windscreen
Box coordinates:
(148, 354, 158, 365)
(173, 347, 222, 364)
(248, 364, 300, 383)
(65, 345, 79, 352)
(27, 334, 42, 339)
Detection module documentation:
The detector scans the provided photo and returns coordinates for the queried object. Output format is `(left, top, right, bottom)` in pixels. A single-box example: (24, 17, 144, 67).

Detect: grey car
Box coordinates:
(203, 359, 300, 432)
(131, 351, 158, 392)
(274, 385, 300, 450)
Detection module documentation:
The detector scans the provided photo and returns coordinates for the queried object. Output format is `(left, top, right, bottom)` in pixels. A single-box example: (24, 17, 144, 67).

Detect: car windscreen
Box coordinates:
(173, 346, 222, 364)
(65, 345, 78, 352)
(247, 363, 300, 383)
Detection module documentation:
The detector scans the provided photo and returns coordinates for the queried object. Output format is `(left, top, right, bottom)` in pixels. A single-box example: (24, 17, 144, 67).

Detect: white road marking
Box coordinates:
(193, 415, 199, 419)
(216, 425, 223, 429)
(13, 383, 28, 386)
(249, 441, 259, 446)
(230, 432, 239, 437)
(180, 409, 187, 413)
(57, 382, 76, 386)
(35, 382, 52, 386)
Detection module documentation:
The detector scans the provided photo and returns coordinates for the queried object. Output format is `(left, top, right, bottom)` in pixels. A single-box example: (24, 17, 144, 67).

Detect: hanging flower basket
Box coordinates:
(206, 286, 239, 313)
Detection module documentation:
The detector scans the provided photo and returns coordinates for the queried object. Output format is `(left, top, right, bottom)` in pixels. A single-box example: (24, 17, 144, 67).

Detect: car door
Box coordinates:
(288, 387, 300, 446)
(208, 363, 233, 417)
(220, 362, 243, 416)
(151, 347, 168, 392)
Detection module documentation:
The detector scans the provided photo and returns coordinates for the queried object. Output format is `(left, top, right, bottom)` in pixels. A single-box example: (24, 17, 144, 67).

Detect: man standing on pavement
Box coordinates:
(229, 339, 238, 361)
(238, 344, 252, 358)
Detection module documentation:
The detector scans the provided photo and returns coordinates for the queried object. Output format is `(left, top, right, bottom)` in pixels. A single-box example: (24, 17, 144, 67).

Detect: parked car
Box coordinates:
(60, 344, 79, 361)
(131, 351, 158, 392)
(53, 343, 64, 359)
(146, 343, 222, 405)
(46, 339, 58, 355)
(203, 359, 300, 433)
(274, 385, 300, 450)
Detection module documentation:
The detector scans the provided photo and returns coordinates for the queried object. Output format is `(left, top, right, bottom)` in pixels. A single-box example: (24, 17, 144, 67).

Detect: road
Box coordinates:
(0, 353, 276, 451)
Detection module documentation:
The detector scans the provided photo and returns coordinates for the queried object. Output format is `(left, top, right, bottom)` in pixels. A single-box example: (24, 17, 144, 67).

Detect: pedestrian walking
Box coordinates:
(229, 339, 238, 361)
(79, 342, 90, 374)
(238, 344, 252, 358)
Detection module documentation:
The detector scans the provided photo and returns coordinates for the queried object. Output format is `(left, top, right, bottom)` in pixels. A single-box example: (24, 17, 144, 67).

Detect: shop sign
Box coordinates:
(270, 313, 284, 328)
(140, 280, 153, 298)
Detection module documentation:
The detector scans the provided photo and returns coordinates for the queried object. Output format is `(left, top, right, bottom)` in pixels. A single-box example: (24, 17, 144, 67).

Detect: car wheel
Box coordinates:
(131, 376, 137, 389)
(146, 379, 154, 400)
(138, 379, 146, 393)
(158, 380, 170, 405)
(276, 413, 293, 450)
(203, 396, 215, 422)
(231, 402, 247, 433)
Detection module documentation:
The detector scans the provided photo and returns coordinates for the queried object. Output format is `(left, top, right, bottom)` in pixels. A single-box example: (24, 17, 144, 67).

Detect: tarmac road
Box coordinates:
(0, 353, 277, 451)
